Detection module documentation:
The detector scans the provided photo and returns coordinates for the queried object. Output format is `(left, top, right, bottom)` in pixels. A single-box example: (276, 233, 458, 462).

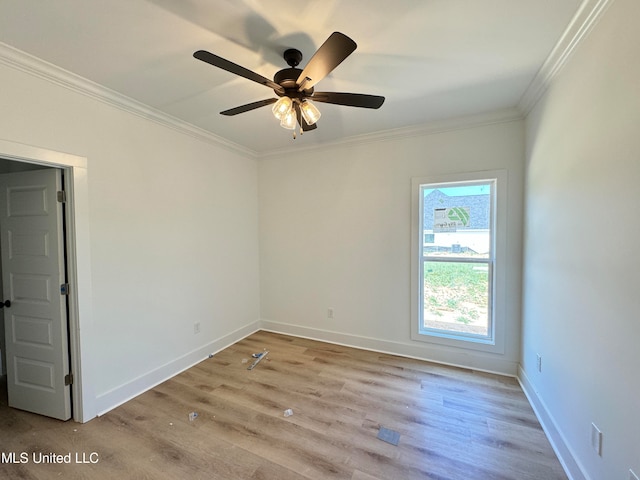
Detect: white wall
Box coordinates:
(0, 62, 261, 418)
(521, 0, 640, 478)
(259, 119, 525, 374)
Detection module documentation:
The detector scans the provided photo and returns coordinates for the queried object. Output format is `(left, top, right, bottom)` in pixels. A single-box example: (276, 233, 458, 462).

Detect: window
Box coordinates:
(411, 171, 506, 351)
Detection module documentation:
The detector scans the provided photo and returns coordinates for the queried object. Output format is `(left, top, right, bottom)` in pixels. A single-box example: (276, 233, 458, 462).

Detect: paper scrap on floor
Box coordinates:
(377, 426, 400, 446)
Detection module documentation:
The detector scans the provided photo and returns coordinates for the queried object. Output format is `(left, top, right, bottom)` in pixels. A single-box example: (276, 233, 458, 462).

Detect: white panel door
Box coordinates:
(0, 169, 71, 420)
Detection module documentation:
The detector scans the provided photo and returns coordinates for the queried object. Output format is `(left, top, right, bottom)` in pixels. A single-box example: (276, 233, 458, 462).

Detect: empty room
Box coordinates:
(0, 1, 638, 479)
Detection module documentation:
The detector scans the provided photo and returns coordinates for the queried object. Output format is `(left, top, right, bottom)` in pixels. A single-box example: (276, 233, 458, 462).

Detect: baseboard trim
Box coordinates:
(517, 366, 587, 480)
(94, 320, 261, 418)
(260, 320, 518, 377)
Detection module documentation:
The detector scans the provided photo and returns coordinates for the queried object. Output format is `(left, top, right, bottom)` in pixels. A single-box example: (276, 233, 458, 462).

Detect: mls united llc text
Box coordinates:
(1, 451, 99, 464)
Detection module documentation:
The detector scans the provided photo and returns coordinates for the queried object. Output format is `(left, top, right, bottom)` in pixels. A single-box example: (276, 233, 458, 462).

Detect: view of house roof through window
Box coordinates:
(419, 182, 494, 339)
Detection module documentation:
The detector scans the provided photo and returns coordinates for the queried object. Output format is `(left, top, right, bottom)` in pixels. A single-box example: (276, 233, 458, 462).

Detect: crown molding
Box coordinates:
(0, 42, 257, 158)
(518, 0, 614, 115)
(0, 41, 522, 160)
(258, 107, 523, 160)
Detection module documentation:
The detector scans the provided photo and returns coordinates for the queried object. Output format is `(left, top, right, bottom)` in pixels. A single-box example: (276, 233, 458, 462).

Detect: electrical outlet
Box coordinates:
(327, 308, 334, 319)
(591, 423, 602, 456)
(194, 322, 201, 334)
(536, 354, 542, 373)
(630, 469, 639, 480)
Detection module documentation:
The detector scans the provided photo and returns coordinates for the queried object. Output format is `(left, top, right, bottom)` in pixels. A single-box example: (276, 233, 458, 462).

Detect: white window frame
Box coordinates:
(410, 170, 507, 354)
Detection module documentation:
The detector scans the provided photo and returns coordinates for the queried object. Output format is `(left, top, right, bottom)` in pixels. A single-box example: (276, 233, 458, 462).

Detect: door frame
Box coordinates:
(0, 139, 94, 422)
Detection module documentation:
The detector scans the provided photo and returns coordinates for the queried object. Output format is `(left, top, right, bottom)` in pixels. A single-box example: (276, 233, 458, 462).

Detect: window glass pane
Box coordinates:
(412, 172, 504, 349)
(422, 261, 490, 337)
(422, 184, 491, 259)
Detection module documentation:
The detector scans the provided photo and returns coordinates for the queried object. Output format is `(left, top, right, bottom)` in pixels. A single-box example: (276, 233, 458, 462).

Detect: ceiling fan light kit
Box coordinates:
(280, 107, 297, 130)
(194, 32, 385, 139)
(272, 96, 293, 120)
(300, 100, 321, 125)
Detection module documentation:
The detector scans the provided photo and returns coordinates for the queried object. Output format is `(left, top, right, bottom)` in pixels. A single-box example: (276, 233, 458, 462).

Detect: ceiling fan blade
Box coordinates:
(312, 92, 385, 109)
(294, 103, 317, 131)
(220, 98, 278, 116)
(296, 32, 357, 89)
(194, 50, 285, 94)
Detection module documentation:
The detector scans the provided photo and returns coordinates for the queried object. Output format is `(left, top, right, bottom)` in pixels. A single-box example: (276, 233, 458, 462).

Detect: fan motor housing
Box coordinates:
(273, 48, 314, 96)
(274, 68, 314, 97)
(273, 68, 302, 89)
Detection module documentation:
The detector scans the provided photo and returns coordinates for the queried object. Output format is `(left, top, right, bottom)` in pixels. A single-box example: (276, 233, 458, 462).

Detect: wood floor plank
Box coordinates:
(0, 332, 567, 479)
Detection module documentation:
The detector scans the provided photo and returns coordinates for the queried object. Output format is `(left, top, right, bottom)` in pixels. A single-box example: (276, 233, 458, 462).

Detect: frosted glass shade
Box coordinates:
(280, 107, 297, 129)
(272, 96, 293, 120)
(300, 100, 321, 125)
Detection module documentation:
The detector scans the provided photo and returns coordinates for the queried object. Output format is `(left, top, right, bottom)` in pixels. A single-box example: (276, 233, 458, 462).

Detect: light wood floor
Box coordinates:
(0, 331, 567, 479)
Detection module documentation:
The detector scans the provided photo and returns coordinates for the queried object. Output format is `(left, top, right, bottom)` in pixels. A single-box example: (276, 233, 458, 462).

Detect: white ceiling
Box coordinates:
(0, 0, 585, 155)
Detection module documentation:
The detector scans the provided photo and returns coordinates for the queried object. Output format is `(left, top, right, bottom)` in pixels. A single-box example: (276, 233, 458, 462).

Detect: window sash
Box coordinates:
(417, 178, 496, 343)
(419, 258, 494, 340)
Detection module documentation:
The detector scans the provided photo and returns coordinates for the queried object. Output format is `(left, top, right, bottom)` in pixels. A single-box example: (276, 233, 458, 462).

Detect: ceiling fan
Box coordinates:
(193, 32, 385, 136)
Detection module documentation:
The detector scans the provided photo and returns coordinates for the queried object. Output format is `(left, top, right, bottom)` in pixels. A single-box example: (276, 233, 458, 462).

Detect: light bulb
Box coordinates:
(280, 107, 297, 130)
(300, 99, 321, 125)
(272, 97, 293, 120)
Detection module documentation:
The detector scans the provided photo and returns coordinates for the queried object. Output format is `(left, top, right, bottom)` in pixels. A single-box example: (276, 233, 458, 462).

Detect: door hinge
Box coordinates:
(60, 283, 70, 295)
(57, 190, 66, 203)
(64, 373, 73, 386)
